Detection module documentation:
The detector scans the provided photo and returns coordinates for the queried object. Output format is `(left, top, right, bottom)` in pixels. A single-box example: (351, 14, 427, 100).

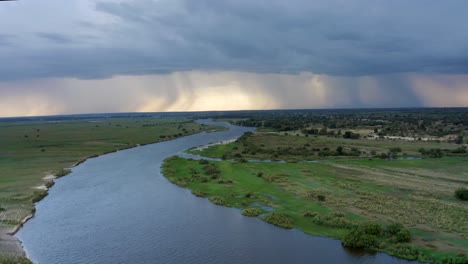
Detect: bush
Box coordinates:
(389, 147, 402, 153)
(0, 255, 32, 264)
(44, 181, 55, 188)
(360, 222, 382, 236)
(202, 164, 220, 176)
(32, 190, 48, 203)
(343, 131, 360, 139)
(217, 179, 233, 184)
(317, 195, 326, 201)
(387, 244, 420, 261)
(242, 208, 262, 217)
(303, 211, 318, 218)
(199, 159, 210, 165)
(396, 229, 411, 243)
(263, 213, 294, 229)
(439, 256, 468, 264)
(55, 168, 71, 178)
(311, 214, 355, 229)
(191, 190, 206, 197)
(384, 223, 404, 236)
(209, 196, 227, 206)
(342, 229, 377, 248)
(454, 188, 468, 201)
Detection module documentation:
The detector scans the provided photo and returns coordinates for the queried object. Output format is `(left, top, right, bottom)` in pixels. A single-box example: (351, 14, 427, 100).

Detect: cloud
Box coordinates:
(3, 70, 455, 117)
(36, 33, 73, 44)
(1, 0, 468, 80)
(410, 74, 468, 107)
(0, 34, 14, 46)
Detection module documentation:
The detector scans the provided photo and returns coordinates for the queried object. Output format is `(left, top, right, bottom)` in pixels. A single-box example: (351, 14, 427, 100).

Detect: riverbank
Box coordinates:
(0, 117, 224, 261)
(162, 134, 468, 264)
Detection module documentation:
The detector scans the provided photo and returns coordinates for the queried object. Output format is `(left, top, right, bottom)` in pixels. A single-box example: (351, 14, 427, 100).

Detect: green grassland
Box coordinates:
(164, 132, 468, 263)
(0, 117, 222, 257)
(190, 132, 463, 161)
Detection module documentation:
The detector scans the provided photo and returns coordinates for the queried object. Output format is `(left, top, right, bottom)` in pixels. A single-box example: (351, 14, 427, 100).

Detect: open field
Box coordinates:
(164, 130, 468, 263)
(0, 116, 223, 258)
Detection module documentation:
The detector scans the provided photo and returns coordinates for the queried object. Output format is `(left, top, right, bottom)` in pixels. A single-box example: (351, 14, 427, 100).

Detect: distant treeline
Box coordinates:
(214, 108, 468, 141)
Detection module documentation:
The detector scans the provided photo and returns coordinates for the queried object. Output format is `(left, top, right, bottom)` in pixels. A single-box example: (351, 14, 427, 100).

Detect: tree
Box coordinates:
(342, 229, 377, 248)
(455, 188, 468, 201)
(343, 131, 360, 139)
(336, 146, 344, 155)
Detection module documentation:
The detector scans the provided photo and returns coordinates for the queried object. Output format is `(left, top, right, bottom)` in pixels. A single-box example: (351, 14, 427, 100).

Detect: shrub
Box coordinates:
(389, 147, 402, 153)
(191, 190, 206, 197)
(45, 181, 55, 188)
(396, 229, 411, 243)
(55, 169, 71, 178)
(303, 211, 318, 218)
(202, 164, 220, 176)
(199, 159, 210, 165)
(342, 229, 377, 248)
(454, 188, 468, 201)
(31, 190, 48, 203)
(387, 244, 420, 260)
(317, 195, 326, 201)
(384, 223, 404, 236)
(343, 131, 360, 139)
(242, 208, 262, 217)
(360, 222, 382, 236)
(245, 192, 255, 198)
(217, 179, 233, 184)
(263, 213, 294, 229)
(311, 214, 355, 229)
(209, 196, 227, 206)
(0, 255, 32, 264)
(439, 256, 468, 264)
(0, 207, 5, 212)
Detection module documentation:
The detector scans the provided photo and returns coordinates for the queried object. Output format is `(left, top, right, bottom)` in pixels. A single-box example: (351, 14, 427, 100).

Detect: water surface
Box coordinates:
(17, 120, 416, 264)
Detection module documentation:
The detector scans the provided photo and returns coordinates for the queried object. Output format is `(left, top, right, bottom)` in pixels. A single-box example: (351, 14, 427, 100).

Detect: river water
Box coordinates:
(17, 120, 416, 264)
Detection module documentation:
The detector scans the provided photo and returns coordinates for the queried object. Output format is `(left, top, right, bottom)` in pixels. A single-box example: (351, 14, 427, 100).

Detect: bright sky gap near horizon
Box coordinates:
(1, 0, 468, 117)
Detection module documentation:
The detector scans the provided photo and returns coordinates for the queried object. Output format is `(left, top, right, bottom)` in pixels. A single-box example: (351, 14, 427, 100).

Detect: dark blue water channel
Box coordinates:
(17, 120, 417, 264)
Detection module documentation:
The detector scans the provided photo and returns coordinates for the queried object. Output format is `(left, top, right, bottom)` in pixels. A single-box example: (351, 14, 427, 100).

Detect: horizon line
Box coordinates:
(1, 106, 467, 120)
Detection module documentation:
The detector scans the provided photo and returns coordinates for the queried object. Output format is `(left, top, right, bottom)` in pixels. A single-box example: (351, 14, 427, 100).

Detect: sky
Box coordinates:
(1, 0, 468, 117)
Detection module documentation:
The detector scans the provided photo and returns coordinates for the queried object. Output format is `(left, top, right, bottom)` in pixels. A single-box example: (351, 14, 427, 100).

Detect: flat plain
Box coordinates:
(0, 116, 222, 261)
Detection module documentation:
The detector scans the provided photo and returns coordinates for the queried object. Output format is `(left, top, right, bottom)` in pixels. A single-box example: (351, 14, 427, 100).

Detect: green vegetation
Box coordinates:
(190, 131, 465, 162)
(241, 208, 262, 217)
(263, 213, 295, 229)
(163, 117, 468, 264)
(229, 108, 468, 140)
(0, 255, 32, 264)
(0, 116, 223, 256)
(454, 188, 468, 201)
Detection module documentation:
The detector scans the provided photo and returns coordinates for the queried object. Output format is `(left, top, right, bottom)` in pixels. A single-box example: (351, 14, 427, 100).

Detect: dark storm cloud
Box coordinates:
(0, 34, 14, 46)
(36, 33, 73, 44)
(1, 0, 468, 80)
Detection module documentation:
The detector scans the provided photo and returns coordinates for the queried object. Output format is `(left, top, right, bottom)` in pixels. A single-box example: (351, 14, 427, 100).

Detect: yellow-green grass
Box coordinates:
(0, 117, 223, 255)
(162, 155, 467, 263)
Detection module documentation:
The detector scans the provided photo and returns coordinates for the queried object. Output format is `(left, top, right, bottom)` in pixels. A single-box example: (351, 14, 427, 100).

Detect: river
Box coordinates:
(16, 120, 417, 264)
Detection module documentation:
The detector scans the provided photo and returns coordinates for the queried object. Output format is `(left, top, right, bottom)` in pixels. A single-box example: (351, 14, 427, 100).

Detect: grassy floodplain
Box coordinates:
(163, 129, 468, 264)
(0, 115, 223, 260)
